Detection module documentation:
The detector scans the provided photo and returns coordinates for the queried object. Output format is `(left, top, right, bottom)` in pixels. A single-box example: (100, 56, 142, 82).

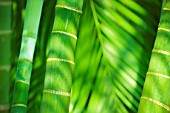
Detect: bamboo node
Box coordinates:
(0, 1, 12, 6)
(12, 104, 27, 108)
(141, 96, 170, 111)
(163, 7, 170, 11)
(52, 30, 77, 39)
(147, 72, 170, 80)
(43, 89, 71, 97)
(15, 80, 30, 85)
(0, 65, 10, 71)
(0, 30, 12, 35)
(56, 4, 82, 14)
(158, 27, 170, 32)
(0, 104, 9, 110)
(152, 49, 170, 56)
(47, 58, 75, 65)
(19, 58, 32, 64)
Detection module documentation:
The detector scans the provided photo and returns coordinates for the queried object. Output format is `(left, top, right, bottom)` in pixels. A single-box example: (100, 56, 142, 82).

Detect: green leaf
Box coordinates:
(70, 0, 161, 113)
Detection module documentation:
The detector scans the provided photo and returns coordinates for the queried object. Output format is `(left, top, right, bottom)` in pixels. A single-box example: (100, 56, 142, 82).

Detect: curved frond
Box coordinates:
(70, 0, 162, 112)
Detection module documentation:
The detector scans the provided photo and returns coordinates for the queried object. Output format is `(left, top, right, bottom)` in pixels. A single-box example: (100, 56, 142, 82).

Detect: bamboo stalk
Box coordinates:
(40, 0, 84, 113)
(0, 0, 12, 113)
(9, 0, 26, 110)
(27, 0, 56, 112)
(11, 0, 43, 113)
(138, 0, 170, 113)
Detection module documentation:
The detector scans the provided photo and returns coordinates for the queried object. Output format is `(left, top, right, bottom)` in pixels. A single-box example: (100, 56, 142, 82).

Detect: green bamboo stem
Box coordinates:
(9, 0, 26, 110)
(40, 0, 84, 113)
(27, 0, 56, 112)
(0, 0, 12, 113)
(11, 0, 43, 113)
(138, 0, 170, 113)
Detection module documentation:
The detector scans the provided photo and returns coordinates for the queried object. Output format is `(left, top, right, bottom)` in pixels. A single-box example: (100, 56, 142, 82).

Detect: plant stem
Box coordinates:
(0, 0, 12, 113)
(138, 0, 170, 113)
(27, 0, 56, 112)
(40, 0, 84, 113)
(11, 0, 43, 113)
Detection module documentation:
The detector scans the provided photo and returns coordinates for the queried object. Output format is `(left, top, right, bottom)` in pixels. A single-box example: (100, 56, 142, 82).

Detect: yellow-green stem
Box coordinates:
(40, 0, 84, 113)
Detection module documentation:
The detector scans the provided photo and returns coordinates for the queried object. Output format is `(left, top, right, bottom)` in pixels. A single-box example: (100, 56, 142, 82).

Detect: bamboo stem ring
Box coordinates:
(158, 27, 170, 32)
(0, 1, 12, 6)
(47, 58, 75, 65)
(15, 80, 30, 85)
(43, 89, 71, 97)
(152, 49, 170, 56)
(147, 71, 170, 80)
(163, 7, 170, 11)
(12, 104, 27, 108)
(141, 96, 170, 112)
(0, 30, 12, 35)
(0, 65, 11, 71)
(18, 58, 32, 64)
(0, 104, 9, 110)
(52, 30, 77, 39)
(56, 4, 82, 14)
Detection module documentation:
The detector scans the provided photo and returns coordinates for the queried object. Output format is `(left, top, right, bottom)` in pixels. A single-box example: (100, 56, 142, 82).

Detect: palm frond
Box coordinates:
(70, 0, 162, 112)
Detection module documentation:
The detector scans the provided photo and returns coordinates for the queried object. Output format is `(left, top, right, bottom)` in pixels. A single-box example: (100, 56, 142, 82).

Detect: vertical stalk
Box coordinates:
(9, 0, 26, 110)
(11, 0, 43, 113)
(0, 0, 12, 113)
(40, 0, 84, 113)
(27, 0, 56, 112)
(138, 0, 170, 113)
